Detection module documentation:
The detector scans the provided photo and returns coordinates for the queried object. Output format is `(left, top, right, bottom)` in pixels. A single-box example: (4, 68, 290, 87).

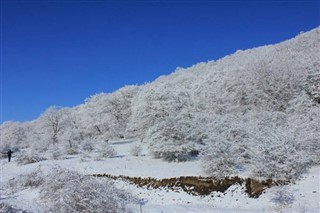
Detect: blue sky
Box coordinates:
(1, 0, 319, 122)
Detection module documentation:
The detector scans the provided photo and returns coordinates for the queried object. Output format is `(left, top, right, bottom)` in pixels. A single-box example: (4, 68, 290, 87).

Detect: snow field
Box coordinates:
(1, 140, 319, 213)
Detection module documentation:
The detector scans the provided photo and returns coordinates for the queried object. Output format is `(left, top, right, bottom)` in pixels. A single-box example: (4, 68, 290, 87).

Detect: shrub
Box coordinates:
(130, 144, 143, 156)
(161, 151, 190, 162)
(15, 151, 47, 165)
(97, 143, 117, 158)
(49, 145, 63, 160)
(65, 145, 80, 155)
(40, 167, 133, 213)
(5, 166, 45, 195)
(5, 166, 134, 213)
(81, 140, 95, 152)
(270, 186, 295, 213)
(80, 151, 91, 162)
(0, 202, 32, 213)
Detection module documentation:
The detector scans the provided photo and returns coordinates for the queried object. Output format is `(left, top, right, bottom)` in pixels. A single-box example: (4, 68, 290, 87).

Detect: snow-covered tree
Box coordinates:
(146, 110, 207, 161)
(0, 121, 27, 151)
(39, 106, 70, 144)
(77, 85, 140, 141)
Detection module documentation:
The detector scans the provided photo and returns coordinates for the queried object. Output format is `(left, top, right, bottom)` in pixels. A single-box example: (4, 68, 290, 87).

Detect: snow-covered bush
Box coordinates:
(80, 151, 91, 162)
(51, 150, 62, 160)
(31, 139, 51, 153)
(270, 186, 295, 212)
(81, 140, 95, 152)
(5, 166, 45, 195)
(39, 167, 134, 213)
(15, 151, 47, 165)
(64, 144, 80, 155)
(97, 143, 117, 158)
(271, 186, 295, 205)
(5, 166, 134, 213)
(0, 203, 13, 213)
(48, 145, 63, 160)
(0, 202, 31, 213)
(161, 151, 191, 162)
(130, 143, 143, 156)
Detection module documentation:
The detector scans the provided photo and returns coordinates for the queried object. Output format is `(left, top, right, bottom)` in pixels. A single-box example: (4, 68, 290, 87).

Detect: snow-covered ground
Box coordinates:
(1, 139, 319, 213)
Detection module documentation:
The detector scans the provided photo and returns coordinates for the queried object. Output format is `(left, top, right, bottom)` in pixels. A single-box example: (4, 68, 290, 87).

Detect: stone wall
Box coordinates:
(92, 173, 287, 198)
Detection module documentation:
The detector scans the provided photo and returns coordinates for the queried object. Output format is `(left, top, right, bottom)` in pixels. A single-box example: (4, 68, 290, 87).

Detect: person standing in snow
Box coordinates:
(7, 150, 13, 162)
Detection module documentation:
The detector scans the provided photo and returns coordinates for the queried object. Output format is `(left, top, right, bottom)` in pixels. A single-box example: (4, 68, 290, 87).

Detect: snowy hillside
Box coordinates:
(1, 27, 320, 212)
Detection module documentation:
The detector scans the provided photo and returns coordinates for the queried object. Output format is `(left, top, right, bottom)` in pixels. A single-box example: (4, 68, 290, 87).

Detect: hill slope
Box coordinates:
(1, 27, 320, 180)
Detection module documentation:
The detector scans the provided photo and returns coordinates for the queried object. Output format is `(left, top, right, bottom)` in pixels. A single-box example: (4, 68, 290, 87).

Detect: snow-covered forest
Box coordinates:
(1, 27, 319, 212)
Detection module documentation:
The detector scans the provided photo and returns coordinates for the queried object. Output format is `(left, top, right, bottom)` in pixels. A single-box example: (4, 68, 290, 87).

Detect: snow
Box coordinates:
(1, 139, 319, 212)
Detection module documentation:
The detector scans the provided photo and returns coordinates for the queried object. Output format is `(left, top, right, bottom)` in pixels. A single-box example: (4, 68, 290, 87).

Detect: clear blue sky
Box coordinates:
(1, 0, 319, 123)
